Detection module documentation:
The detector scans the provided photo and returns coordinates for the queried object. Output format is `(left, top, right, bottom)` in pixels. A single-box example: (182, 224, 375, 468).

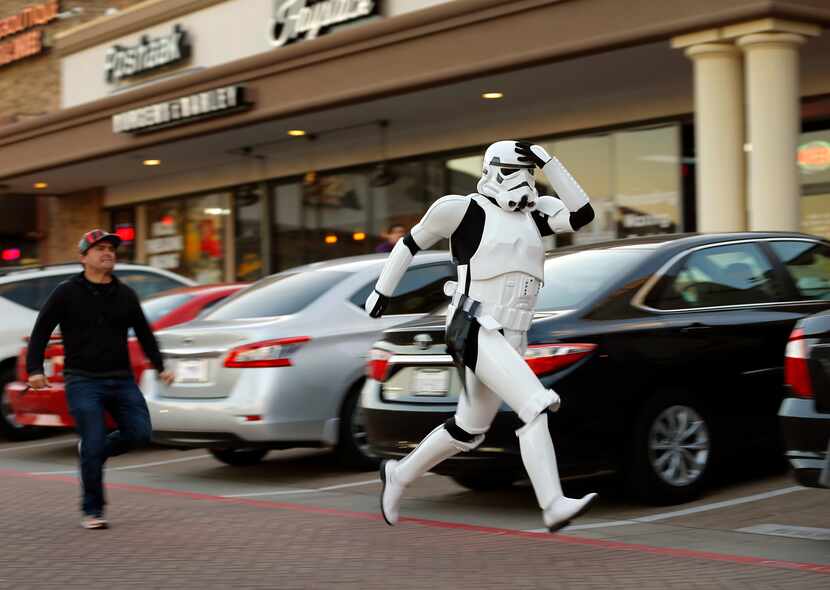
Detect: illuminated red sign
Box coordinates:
(2, 248, 21, 261)
(0, 1, 59, 68)
(115, 226, 136, 242)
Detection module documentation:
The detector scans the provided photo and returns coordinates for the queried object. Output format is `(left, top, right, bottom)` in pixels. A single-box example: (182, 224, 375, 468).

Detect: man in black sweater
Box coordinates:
(26, 229, 175, 530)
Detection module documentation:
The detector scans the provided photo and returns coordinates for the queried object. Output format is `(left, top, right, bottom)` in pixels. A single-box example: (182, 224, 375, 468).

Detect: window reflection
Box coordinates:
(799, 129, 830, 240)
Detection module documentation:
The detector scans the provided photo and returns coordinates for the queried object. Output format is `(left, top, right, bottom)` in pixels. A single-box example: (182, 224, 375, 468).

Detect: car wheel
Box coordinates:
(0, 367, 32, 440)
(209, 448, 268, 466)
(625, 391, 714, 505)
(450, 471, 518, 491)
(336, 382, 380, 470)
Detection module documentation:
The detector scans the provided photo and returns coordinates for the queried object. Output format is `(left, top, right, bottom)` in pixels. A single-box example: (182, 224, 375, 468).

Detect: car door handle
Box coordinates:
(680, 323, 711, 333)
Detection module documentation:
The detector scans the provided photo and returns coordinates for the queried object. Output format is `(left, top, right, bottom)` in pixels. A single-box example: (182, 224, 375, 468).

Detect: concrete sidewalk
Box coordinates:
(1, 469, 827, 590)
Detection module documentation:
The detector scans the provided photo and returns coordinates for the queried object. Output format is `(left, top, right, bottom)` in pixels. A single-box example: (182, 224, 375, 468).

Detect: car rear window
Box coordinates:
(141, 292, 196, 324)
(537, 249, 650, 310)
(203, 271, 347, 320)
(0, 274, 70, 311)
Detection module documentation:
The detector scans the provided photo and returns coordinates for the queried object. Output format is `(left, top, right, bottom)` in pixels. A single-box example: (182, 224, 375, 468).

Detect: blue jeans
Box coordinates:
(65, 376, 152, 517)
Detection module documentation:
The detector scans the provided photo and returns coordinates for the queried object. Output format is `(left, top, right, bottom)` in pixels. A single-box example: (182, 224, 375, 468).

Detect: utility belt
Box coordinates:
(445, 282, 534, 332)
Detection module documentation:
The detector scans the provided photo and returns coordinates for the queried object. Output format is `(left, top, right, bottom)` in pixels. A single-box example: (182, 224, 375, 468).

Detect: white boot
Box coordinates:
(380, 424, 479, 525)
(517, 414, 598, 532)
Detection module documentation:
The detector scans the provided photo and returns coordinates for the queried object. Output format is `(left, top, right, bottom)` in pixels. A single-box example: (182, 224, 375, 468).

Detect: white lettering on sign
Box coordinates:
(148, 253, 180, 270)
(112, 85, 248, 134)
(104, 25, 190, 83)
(145, 235, 183, 255)
(270, 0, 377, 47)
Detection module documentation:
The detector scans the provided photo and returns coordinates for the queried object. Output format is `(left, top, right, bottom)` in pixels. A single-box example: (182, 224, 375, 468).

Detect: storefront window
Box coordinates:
(146, 192, 229, 283)
(0, 195, 38, 268)
(371, 160, 445, 253)
(538, 124, 682, 245)
(109, 207, 136, 262)
(799, 129, 830, 240)
(234, 184, 265, 281)
(271, 172, 372, 271)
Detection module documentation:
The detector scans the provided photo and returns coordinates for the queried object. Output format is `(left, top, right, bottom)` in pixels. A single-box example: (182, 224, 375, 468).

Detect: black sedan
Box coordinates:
(362, 232, 830, 504)
(779, 309, 830, 488)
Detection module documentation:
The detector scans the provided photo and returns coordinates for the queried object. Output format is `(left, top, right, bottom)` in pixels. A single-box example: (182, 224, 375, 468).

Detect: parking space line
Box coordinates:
(223, 476, 418, 498)
(223, 479, 378, 497)
(524, 486, 808, 532)
(0, 437, 76, 453)
(29, 453, 213, 475)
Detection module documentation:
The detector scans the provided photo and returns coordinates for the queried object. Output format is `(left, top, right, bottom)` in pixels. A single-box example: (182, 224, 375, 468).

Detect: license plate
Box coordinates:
(413, 368, 449, 396)
(175, 359, 209, 383)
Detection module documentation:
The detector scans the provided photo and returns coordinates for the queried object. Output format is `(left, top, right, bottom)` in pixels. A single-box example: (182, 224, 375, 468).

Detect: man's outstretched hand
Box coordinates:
(27, 374, 48, 390)
(159, 370, 175, 386)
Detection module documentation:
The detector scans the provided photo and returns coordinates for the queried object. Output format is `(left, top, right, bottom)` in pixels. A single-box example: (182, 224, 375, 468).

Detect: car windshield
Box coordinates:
(141, 292, 196, 325)
(203, 271, 348, 320)
(537, 249, 650, 310)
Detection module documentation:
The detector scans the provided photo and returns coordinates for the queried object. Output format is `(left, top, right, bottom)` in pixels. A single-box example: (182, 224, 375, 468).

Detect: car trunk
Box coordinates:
(155, 318, 290, 399)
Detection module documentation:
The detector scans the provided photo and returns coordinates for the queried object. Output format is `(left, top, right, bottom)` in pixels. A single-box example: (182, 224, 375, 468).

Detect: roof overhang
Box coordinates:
(1, 0, 828, 192)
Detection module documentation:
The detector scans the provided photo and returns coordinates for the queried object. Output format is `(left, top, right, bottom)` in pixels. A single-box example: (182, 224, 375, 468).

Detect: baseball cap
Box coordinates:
(78, 229, 122, 255)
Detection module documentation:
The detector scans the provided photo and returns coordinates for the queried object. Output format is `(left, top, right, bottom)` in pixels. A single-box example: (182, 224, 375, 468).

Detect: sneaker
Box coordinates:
(81, 515, 109, 530)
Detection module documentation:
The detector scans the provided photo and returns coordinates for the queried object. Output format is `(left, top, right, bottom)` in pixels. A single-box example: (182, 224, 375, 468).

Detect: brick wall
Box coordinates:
(0, 0, 142, 122)
(39, 187, 105, 264)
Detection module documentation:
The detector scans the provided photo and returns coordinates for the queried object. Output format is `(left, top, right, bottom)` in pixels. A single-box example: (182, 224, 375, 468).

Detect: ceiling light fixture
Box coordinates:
(482, 92, 504, 100)
(288, 129, 307, 137)
(143, 159, 161, 166)
(33, 182, 48, 189)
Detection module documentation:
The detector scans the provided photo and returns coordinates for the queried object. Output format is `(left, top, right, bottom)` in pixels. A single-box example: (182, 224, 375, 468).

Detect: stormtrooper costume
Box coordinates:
(365, 140, 598, 532)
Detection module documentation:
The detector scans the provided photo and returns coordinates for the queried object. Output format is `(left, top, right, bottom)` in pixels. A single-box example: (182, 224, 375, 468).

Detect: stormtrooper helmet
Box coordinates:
(477, 140, 538, 211)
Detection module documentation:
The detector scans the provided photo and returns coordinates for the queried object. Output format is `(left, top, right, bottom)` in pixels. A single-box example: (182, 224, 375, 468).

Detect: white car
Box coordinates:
(0, 263, 195, 438)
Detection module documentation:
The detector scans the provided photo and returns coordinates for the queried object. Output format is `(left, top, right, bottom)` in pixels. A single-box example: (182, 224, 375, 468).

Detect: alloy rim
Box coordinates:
(648, 404, 710, 487)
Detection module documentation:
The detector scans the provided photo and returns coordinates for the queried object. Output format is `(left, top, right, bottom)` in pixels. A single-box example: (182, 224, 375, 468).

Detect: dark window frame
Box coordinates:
(349, 261, 456, 316)
(644, 241, 788, 311)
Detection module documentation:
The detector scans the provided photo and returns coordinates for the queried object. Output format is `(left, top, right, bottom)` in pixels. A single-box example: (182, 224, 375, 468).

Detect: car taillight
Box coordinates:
(224, 337, 310, 368)
(784, 327, 813, 398)
(524, 343, 597, 376)
(366, 348, 392, 382)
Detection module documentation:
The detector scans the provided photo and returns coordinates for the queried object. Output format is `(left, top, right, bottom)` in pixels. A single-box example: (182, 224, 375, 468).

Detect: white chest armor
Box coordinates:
(467, 195, 545, 281)
(445, 195, 546, 332)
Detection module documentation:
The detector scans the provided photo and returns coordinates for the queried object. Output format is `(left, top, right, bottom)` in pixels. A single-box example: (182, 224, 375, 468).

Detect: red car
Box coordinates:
(6, 283, 247, 429)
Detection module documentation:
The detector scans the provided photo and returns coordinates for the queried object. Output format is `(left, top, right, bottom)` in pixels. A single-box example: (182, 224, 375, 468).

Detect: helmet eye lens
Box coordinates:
(500, 167, 519, 176)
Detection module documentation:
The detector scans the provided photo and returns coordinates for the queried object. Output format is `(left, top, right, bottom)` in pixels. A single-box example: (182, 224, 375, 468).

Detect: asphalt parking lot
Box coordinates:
(1, 433, 828, 589)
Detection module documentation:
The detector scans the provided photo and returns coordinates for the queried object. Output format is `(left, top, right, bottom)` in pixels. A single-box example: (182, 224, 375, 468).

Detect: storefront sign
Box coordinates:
(149, 253, 181, 270)
(104, 24, 191, 83)
(798, 141, 830, 172)
(112, 85, 252, 134)
(270, 0, 378, 47)
(146, 235, 183, 255)
(0, 0, 59, 68)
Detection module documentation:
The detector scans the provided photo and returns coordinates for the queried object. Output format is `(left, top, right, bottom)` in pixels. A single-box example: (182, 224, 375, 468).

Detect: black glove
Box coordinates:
(365, 289, 391, 318)
(514, 141, 549, 169)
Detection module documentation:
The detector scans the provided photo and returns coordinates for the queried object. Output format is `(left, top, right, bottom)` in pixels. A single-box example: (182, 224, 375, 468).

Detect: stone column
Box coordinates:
(737, 32, 806, 231)
(684, 43, 746, 232)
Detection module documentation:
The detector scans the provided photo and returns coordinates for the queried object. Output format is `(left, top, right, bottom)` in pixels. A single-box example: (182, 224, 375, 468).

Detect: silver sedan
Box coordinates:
(141, 252, 454, 468)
